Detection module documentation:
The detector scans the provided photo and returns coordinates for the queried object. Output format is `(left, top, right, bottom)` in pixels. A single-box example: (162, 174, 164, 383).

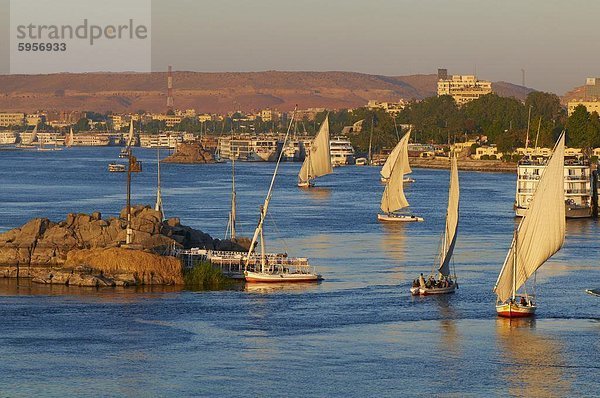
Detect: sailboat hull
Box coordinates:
(380, 177, 414, 184)
(377, 213, 423, 222)
(297, 181, 314, 188)
(244, 271, 322, 283)
(410, 283, 457, 296)
(495, 302, 536, 318)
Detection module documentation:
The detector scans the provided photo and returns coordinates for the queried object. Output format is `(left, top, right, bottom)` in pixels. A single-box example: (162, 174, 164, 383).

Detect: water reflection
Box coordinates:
(0, 278, 184, 303)
(380, 223, 407, 283)
(496, 318, 572, 397)
(244, 282, 322, 294)
(302, 187, 331, 202)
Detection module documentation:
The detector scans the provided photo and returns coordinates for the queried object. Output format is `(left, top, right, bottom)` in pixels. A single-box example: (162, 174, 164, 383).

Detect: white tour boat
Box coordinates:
(515, 155, 592, 218)
(329, 136, 355, 166)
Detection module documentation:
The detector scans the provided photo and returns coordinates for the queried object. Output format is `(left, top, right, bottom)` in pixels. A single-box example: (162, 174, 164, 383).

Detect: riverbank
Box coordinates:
(409, 157, 516, 172)
(0, 205, 246, 287)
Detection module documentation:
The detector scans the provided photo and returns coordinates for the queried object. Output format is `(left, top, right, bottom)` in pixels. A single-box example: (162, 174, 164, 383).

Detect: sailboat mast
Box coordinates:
(245, 108, 296, 267)
(231, 151, 237, 239)
(525, 105, 532, 154)
(260, 226, 265, 272)
(512, 229, 517, 301)
(368, 115, 374, 164)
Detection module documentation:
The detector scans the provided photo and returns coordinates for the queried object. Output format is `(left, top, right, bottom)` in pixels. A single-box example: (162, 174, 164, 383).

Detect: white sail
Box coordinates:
(380, 140, 409, 214)
(29, 125, 38, 144)
(67, 128, 74, 147)
(298, 115, 333, 183)
(438, 154, 460, 277)
(298, 153, 310, 183)
(493, 132, 566, 303)
(380, 129, 412, 180)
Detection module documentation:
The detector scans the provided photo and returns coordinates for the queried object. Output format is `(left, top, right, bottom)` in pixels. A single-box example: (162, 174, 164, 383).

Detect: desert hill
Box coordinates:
(0, 71, 535, 114)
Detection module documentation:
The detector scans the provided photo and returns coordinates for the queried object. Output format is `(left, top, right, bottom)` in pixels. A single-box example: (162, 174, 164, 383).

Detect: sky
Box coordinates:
(149, 0, 599, 95)
(1, 0, 597, 95)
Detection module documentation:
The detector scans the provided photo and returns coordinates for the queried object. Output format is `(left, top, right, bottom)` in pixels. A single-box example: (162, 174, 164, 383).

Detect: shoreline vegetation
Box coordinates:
(409, 157, 516, 173)
(183, 261, 237, 290)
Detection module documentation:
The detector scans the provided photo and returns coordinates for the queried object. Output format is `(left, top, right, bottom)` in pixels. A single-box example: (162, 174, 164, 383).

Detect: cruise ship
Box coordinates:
(217, 135, 282, 162)
(139, 132, 184, 149)
(0, 131, 17, 145)
(330, 136, 355, 166)
(515, 155, 592, 218)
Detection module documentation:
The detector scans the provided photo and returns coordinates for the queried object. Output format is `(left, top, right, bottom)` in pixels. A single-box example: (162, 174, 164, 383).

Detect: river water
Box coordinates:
(0, 147, 598, 397)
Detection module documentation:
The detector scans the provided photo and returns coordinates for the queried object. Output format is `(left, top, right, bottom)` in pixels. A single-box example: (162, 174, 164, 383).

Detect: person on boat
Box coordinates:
(419, 273, 426, 289)
(520, 296, 527, 306)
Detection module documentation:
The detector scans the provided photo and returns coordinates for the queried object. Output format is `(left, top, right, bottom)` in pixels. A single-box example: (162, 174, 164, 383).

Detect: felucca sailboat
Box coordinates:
(245, 111, 323, 283)
(493, 132, 566, 318)
(298, 115, 333, 188)
(411, 153, 459, 295)
(378, 131, 423, 222)
(380, 128, 414, 184)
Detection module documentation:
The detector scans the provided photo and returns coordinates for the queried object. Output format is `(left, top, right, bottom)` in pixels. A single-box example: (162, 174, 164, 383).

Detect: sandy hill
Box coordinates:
(0, 71, 535, 114)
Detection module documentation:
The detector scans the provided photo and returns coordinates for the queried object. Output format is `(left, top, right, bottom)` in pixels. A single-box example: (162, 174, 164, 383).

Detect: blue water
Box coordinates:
(0, 147, 598, 397)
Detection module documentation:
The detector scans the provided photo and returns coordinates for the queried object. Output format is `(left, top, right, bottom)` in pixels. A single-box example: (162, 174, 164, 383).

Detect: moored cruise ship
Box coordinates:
(330, 136, 355, 166)
(0, 131, 17, 145)
(217, 135, 282, 161)
(139, 132, 184, 149)
(515, 155, 592, 218)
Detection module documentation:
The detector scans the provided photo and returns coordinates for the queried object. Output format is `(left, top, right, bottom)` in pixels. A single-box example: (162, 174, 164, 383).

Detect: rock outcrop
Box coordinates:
(0, 205, 246, 286)
(162, 142, 215, 164)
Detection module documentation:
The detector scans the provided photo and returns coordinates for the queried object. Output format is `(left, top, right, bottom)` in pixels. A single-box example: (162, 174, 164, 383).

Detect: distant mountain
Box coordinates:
(561, 85, 586, 105)
(0, 71, 536, 114)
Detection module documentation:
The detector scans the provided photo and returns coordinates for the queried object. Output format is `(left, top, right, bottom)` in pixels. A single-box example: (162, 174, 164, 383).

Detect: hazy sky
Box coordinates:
(0, 0, 596, 94)
(149, 0, 599, 94)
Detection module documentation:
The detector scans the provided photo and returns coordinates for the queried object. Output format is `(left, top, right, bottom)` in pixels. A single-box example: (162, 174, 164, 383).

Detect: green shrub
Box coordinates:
(481, 155, 490, 160)
(591, 155, 599, 163)
(489, 154, 497, 160)
(183, 261, 233, 290)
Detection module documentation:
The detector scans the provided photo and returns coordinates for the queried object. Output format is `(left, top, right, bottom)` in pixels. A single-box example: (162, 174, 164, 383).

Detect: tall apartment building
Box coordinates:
(0, 112, 25, 127)
(437, 70, 492, 105)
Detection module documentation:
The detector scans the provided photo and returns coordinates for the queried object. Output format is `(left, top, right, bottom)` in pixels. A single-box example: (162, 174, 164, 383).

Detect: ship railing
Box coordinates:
(565, 189, 590, 194)
(565, 175, 588, 180)
(518, 175, 540, 180)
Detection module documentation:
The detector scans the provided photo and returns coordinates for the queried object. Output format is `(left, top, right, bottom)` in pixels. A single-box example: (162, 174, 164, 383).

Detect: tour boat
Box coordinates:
(411, 153, 459, 296)
(108, 163, 126, 172)
(514, 156, 592, 218)
(298, 115, 333, 188)
(355, 157, 368, 166)
(245, 110, 322, 283)
(493, 132, 566, 318)
(380, 128, 415, 184)
(378, 130, 423, 222)
(329, 136, 355, 166)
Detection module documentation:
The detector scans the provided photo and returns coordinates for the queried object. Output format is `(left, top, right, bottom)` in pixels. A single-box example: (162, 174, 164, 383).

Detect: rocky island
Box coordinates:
(0, 205, 246, 287)
(162, 142, 215, 164)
